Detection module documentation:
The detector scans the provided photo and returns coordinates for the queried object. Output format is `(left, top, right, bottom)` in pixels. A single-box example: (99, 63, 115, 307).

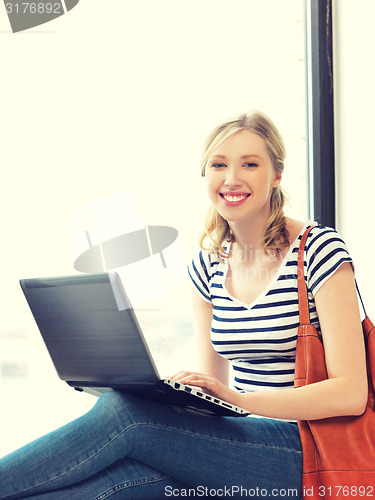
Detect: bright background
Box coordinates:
(0, 0, 307, 457)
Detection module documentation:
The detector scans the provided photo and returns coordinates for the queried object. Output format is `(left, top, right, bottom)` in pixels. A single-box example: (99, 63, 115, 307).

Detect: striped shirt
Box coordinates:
(188, 224, 352, 393)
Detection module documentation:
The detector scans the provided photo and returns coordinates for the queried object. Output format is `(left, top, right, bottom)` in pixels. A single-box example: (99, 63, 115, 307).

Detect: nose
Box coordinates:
(224, 166, 242, 188)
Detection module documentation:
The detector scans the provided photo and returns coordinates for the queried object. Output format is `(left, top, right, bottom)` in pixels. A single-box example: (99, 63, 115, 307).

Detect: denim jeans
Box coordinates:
(0, 391, 303, 499)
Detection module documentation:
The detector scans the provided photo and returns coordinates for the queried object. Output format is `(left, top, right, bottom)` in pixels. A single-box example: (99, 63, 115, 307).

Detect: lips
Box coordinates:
(219, 192, 250, 206)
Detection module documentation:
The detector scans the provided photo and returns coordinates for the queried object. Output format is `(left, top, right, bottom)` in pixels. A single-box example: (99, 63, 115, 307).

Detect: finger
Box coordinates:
(179, 375, 212, 388)
(168, 370, 193, 381)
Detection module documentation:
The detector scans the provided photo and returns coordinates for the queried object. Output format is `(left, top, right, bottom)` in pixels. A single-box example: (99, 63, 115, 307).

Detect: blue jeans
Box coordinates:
(0, 391, 303, 499)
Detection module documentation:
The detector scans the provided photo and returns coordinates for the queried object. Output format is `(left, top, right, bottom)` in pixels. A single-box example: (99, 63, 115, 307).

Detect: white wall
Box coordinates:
(333, 0, 375, 317)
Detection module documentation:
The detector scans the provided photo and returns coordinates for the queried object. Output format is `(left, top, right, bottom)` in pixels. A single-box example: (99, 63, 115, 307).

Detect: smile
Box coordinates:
(219, 193, 250, 206)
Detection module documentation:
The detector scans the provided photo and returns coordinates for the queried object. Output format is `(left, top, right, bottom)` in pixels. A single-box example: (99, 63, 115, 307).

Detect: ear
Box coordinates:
(272, 172, 282, 189)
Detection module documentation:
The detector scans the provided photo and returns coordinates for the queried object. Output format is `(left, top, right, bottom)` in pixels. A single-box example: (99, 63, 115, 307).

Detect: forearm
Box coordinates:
(198, 354, 229, 386)
(174, 369, 365, 420)
(231, 377, 366, 421)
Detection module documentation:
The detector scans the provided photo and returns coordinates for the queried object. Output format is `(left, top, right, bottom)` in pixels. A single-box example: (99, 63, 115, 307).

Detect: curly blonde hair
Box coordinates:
(199, 111, 289, 258)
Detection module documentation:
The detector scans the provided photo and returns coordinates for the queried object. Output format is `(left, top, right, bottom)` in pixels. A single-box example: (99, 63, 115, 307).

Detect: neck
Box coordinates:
(229, 211, 271, 262)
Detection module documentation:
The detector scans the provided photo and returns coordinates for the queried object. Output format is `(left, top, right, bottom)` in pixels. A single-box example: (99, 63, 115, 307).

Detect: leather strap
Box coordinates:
(298, 226, 314, 325)
(356, 280, 367, 318)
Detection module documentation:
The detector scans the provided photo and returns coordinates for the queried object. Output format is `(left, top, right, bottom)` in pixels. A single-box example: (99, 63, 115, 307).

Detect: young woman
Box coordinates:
(0, 112, 367, 499)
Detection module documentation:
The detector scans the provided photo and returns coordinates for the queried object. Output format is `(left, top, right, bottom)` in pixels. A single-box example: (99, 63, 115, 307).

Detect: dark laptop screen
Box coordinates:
(20, 273, 159, 385)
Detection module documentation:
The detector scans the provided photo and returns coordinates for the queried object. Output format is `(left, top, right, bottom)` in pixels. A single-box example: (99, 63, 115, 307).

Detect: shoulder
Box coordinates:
(305, 224, 349, 255)
(187, 248, 217, 303)
(285, 217, 308, 243)
(189, 248, 213, 278)
(304, 225, 352, 295)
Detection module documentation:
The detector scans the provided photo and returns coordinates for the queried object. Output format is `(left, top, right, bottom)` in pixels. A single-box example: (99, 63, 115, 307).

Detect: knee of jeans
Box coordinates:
(99, 390, 129, 408)
(91, 391, 132, 428)
(97, 390, 142, 418)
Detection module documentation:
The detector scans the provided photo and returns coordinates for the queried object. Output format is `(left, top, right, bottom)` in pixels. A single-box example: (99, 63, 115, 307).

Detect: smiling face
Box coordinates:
(205, 130, 281, 225)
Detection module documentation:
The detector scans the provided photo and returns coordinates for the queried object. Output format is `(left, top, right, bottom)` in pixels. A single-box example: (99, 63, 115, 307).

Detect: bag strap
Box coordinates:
(298, 226, 315, 325)
(356, 281, 367, 318)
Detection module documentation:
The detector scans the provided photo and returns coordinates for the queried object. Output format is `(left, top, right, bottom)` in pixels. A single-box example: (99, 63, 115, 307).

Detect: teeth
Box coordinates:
(223, 194, 248, 202)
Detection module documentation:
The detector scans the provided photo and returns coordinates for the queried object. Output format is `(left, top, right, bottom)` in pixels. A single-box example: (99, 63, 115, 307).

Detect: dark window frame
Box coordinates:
(306, 0, 335, 228)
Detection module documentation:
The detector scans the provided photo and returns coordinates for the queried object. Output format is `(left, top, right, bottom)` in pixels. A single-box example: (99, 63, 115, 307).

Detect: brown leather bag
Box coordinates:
(295, 226, 375, 499)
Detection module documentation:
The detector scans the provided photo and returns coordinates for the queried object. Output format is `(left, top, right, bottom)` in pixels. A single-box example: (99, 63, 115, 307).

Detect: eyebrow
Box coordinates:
(209, 154, 262, 160)
(240, 155, 262, 160)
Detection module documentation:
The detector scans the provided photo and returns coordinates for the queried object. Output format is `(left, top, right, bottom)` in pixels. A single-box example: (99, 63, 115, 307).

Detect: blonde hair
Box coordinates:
(199, 111, 289, 258)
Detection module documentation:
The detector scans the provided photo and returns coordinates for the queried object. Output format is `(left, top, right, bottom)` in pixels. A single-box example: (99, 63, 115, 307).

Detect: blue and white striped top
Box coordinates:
(188, 224, 353, 393)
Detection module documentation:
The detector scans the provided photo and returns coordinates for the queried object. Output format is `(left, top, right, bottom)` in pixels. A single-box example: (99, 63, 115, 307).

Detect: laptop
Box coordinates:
(20, 272, 249, 417)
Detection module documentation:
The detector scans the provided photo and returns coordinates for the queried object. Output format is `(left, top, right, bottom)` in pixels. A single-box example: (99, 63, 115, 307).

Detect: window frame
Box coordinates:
(306, 0, 336, 228)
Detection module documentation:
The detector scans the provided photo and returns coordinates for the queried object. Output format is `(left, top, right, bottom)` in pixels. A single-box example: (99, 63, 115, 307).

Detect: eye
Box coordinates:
(210, 162, 226, 169)
(243, 162, 258, 168)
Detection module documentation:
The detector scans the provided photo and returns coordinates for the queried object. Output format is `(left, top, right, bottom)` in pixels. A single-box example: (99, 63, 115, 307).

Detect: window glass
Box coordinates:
(0, 0, 308, 456)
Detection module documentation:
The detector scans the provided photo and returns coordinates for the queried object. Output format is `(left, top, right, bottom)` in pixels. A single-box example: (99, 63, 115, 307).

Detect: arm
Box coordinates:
(191, 288, 229, 385)
(176, 263, 368, 420)
(172, 287, 230, 387)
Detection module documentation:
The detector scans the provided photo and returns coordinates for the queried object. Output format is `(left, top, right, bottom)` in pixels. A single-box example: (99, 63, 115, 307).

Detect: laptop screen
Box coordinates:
(20, 273, 159, 385)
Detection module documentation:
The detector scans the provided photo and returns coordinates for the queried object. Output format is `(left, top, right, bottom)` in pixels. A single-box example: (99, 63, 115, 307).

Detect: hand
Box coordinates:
(169, 370, 236, 403)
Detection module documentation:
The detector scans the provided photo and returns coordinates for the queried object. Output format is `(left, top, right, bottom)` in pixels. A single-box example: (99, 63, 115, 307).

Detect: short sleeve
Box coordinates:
(305, 225, 352, 296)
(187, 250, 212, 304)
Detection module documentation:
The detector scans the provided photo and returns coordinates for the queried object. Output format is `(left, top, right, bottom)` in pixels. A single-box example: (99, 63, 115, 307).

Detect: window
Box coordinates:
(0, 0, 308, 456)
